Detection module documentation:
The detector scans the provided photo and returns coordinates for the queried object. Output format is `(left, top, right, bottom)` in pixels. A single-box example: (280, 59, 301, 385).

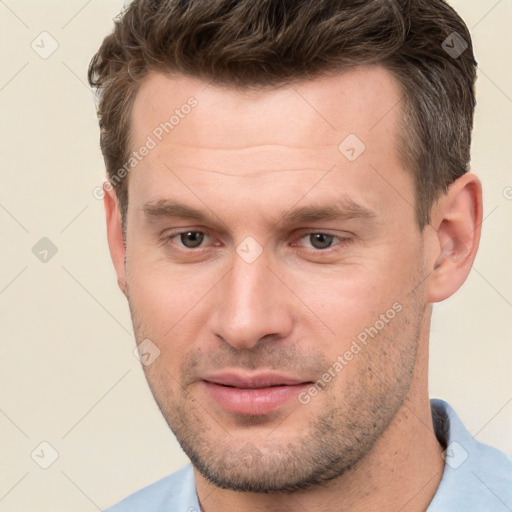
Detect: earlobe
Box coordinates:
(425, 173, 482, 303)
(103, 183, 128, 297)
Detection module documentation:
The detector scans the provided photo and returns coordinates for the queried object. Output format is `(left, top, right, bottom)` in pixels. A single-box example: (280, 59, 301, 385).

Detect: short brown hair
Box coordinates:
(88, 0, 476, 229)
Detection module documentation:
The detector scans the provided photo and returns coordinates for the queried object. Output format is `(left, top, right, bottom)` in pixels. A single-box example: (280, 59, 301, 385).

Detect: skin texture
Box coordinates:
(104, 65, 482, 511)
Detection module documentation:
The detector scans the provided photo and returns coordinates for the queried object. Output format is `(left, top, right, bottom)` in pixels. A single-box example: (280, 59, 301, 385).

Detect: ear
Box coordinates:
(425, 172, 482, 303)
(104, 183, 128, 297)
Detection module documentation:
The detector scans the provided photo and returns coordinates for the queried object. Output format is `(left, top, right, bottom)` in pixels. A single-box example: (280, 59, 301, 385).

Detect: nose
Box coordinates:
(208, 251, 294, 350)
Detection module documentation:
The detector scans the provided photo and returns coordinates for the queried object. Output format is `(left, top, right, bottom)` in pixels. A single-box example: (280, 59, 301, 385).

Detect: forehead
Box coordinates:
(130, 66, 403, 156)
(127, 66, 414, 225)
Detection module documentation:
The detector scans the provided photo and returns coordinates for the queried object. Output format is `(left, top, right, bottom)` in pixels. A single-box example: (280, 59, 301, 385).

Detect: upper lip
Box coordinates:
(202, 371, 310, 389)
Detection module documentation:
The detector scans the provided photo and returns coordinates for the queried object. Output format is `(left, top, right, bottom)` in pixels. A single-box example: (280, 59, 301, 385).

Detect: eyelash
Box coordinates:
(293, 233, 354, 251)
(164, 230, 353, 252)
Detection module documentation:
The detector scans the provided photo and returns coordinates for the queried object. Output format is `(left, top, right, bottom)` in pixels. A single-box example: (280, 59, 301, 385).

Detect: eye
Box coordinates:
(177, 231, 206, 248)
(292, 232, 353, 252)
(307, 233, 335, 250)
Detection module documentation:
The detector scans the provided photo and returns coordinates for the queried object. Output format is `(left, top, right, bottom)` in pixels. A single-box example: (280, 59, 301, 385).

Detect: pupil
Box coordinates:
(310, 233, 333, 249)
(181, 232, 204, 248)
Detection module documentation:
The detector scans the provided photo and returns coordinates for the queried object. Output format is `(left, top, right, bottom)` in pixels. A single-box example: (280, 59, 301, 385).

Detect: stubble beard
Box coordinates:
(128, 287, 425, 494)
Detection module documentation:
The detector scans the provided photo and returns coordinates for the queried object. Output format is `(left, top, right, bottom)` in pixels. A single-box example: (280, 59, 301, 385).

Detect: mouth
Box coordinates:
(200, 371, 312, 415)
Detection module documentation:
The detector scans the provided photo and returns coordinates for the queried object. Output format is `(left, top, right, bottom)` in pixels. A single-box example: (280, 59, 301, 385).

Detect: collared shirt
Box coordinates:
(104, 399, 512, 511)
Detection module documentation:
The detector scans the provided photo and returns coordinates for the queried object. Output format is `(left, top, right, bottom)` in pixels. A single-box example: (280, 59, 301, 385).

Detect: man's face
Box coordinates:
(121, 66, 430, 492)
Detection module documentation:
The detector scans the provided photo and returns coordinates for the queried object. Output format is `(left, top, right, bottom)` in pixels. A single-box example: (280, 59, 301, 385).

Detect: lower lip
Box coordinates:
(203, 381, 310, 415)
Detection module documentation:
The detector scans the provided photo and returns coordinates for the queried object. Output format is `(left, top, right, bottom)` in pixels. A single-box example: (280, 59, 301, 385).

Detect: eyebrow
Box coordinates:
(142, 200, 210, 222)
(279, 201, 376, 224)
(141, 198, 377, 226)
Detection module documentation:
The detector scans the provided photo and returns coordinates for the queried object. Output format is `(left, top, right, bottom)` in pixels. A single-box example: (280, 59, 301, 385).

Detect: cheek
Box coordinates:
(284, 254, 412, 336)
(126, 245, 211, 328)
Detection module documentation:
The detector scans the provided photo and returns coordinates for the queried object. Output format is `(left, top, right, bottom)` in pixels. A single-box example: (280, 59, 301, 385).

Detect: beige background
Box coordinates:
(0, 1, 511, 510)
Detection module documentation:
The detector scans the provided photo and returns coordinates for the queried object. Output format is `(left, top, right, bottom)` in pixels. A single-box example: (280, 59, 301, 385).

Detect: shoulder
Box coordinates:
(429, 399, 512, 511)
(104, 464, 199, 512)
